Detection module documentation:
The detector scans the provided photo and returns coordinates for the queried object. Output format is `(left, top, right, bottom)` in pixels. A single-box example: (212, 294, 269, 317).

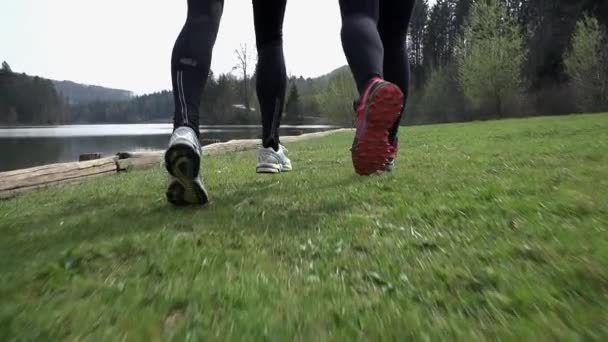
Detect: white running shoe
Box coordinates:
(164, 126, 209, 206)
(256, 144, 292, 174)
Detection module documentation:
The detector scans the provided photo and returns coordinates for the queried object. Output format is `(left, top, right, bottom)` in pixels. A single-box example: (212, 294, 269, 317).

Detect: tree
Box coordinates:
(452, 0, 472, 34)
(457, 0, 525, 118)
(6, 106, 18, 124)
(423, 0, 452, 69)
(317, 69, 358, 125)
(1, 61, 12, 73)
(416, 65, 466, 123)
(409, 0, 429, 87)
(285, 83, 302, 123)
(233, 44, 254, 110)
(564, 16, 608, 112)
(523, 0, 600, 88)
(200, 71, 220, 124)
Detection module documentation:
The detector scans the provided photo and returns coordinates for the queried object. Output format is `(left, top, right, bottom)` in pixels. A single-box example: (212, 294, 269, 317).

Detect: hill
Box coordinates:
(53, 80, 133, 105)
(0, 64, 64, 125)
(0, 61, 133, 125)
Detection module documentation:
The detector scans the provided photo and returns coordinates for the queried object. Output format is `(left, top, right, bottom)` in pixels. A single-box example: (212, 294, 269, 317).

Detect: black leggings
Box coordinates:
(171, 0, 287, 150)
(254, 0, 287, 150)
(339, 0, 416, 140)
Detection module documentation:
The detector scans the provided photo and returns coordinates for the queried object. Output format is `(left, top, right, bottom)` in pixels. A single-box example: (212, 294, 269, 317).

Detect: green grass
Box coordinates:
(1, 114, 608, 340)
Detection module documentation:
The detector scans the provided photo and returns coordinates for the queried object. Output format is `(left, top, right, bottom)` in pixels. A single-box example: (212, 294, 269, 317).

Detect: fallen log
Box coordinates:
(0, 173, 112, 200)
(79, 153, 103, 161)
(0, 157, 118, 200)
(0, 128, 352, 199)
(116, 152, 163, 172)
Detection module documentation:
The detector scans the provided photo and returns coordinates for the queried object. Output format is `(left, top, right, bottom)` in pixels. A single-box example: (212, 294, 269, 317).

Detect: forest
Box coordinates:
(317, 0, 608, 125)
(1, 0, 607, 126)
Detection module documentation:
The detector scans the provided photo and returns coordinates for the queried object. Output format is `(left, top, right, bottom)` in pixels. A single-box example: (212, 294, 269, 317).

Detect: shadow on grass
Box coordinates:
(0, 171, 371, 279)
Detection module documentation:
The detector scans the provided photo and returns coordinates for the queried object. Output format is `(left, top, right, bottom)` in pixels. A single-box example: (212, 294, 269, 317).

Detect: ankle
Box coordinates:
(262, 138, 280, 152)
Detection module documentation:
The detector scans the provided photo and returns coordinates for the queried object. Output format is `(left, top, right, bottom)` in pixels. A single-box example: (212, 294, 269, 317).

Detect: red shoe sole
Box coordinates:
(353, 82, 404, 176)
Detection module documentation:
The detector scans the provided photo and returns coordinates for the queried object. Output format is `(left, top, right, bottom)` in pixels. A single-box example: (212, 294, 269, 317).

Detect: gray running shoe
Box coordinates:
(256, 145, 292, 174)
(384, 138, 399, 172)
(164, 126, 209, 206)
(384, 158, 396, 172)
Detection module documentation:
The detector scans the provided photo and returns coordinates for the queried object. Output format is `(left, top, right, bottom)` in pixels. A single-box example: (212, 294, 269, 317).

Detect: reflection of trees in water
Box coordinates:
(0, 136, 171, 171)
(0, 137, 64, 171)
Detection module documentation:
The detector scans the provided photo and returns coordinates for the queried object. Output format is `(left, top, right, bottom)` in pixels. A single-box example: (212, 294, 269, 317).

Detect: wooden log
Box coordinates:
(0, 161, 85, 178)
(79, 153, 103, 161)
(280, 128, 352, 143)
(203, 139, 260, 156)
(200, 138, 221, 145)
(116, 152, 163, 171)
(0, 173, 111, 200)
(0, 157, 117, 199)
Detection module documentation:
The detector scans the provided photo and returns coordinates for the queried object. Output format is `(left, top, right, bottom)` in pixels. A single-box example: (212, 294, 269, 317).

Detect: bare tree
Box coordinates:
(233, 44, 255, 110)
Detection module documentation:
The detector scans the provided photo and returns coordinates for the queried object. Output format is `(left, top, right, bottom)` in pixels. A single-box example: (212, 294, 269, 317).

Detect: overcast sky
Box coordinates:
(1, 0, 434, 95)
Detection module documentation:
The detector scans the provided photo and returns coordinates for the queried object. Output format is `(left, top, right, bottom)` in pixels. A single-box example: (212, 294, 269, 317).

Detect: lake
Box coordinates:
(0, 124, 337, 172)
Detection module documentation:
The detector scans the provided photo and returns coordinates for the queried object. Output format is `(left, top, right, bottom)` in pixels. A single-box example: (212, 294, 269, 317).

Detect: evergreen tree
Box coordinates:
(423, 0, 452, 69)
(409, 0, 429, 73)
(285, 83, 302, 122)
(1, 61, 12, 73)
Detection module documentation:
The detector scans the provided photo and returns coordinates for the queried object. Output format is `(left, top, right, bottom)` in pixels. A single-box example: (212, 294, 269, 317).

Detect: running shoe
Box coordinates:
(351, 77, 404, 175)
(164, 126, 209, 206)
(256, 144, 292, 174)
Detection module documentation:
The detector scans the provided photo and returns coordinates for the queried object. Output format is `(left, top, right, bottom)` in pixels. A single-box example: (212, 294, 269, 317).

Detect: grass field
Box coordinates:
(1, 114, 607, 340)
